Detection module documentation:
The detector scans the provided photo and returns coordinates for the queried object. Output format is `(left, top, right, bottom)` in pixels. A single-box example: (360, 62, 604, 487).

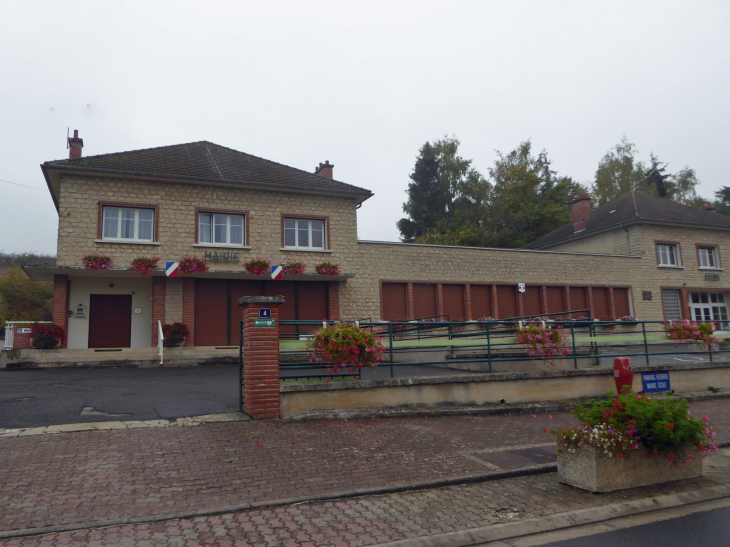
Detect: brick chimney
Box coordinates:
(571, 196, 591, 232)
(314, 160, 334, 179)
(704, 204, 717, 214)
(68, 129, 83, 159)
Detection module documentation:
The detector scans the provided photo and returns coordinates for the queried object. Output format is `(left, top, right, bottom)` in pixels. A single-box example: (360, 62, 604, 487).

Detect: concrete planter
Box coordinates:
(558, 443, 702, 493)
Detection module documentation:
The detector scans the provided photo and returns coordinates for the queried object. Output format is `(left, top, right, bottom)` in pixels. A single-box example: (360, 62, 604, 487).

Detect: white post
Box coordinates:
(3, 324, 14, 350)
(158, 320, 164, 365)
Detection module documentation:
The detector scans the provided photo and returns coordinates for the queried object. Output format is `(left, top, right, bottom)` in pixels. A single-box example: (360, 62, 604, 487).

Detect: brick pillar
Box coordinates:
(436, 283, 444, 317)
(541, 286, 549, 315)
(680, 288, 691, 320)
(587, 287, 595, 318)
(152, 277, 166, 346)
(182, 277, 195, 346)
(52, 274, 69, 348)
(406, 283, 415, 320)
(491, 285, 499, 319)
(608, 287, 616, 319)
(238, 296, 284, 419)
(465, 284, 473, 321)
(328, 282, 340, 320)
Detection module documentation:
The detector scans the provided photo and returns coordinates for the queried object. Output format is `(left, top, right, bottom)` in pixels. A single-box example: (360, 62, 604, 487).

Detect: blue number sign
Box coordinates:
(642, 371, 671, 393)
(259, 308, 271, 319)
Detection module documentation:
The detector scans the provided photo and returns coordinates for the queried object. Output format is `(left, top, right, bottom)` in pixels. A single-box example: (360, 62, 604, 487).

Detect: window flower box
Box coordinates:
(244, 258, 271, 276)
(315, 262, 341, 276)
(83, 253, 114, 270)
(558, 443, 702, 493)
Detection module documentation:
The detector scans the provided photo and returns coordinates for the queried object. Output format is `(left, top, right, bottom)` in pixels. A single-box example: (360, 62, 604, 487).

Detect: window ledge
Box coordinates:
(95, 239, 160, 246)
(657, 265, 684, 269)
(280, 248, 332, 253)
(699, 267, 723, 271)
(193, 244, 251, 250)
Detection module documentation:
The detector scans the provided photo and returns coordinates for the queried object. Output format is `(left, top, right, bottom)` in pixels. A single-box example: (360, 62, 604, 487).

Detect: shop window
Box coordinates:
(698, 246, 719, 269)
(284, 218, 326, 250)
(102, 206, 154, 242)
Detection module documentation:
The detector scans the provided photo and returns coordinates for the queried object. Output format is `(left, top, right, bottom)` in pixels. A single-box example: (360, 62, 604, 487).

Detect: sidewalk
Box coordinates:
(2, 398, 730, 545)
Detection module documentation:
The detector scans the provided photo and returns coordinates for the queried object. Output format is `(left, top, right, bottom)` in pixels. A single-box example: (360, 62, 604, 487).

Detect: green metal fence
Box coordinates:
(277, 317, 730, 381)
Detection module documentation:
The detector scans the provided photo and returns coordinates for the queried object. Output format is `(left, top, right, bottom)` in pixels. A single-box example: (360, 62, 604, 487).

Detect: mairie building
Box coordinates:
(24, 131, 730, 350)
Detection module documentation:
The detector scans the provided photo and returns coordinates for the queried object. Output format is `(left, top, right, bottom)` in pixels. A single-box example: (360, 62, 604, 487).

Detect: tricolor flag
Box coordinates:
(271, 265, 283, 280)
(166, 262, 179, 278)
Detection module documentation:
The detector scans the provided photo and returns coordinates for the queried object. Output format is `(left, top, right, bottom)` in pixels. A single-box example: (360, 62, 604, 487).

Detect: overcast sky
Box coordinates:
(1, 1, 729, 255)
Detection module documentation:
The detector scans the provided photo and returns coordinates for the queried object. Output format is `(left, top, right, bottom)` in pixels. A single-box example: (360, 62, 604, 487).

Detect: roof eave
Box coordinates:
(531, 216, 730, 250)
(41, 164, 374, 204)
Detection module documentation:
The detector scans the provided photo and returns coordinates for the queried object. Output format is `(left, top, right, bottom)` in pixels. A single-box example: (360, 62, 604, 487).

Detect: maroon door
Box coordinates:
(88, 294, 132, 348)
(381, 283, 408, 321)
(194, 279, 229, 346)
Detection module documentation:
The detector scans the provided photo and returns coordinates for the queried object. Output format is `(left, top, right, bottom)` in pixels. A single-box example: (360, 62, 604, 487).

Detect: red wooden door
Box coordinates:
(381, 283, 408, 321)
(470, 285, 492, 319)
(298, 282, 329, 333)
(413, 283, 438, 319)
(496, 286, 518, 318)
(442, 284, 466, 321)
(88, 294, 132, 348)
(194, 279, 228, 346)
(522, 286, 542, 318)
(546, 287, 566, 316)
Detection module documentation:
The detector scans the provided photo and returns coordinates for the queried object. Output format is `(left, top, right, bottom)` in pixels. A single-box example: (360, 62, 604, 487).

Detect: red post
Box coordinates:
(238, 296, 284, 419)
(613, 356, 634, 395)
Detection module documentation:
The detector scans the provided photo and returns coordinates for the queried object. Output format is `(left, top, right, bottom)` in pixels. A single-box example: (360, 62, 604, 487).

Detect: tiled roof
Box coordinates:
(527, 192, 730, 249)
(44, 141, 372, 197)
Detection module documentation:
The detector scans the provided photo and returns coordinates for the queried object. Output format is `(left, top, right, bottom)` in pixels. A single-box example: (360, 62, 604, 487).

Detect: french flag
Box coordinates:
(271, 265, 283, 280)
(166, 262, 179, 278)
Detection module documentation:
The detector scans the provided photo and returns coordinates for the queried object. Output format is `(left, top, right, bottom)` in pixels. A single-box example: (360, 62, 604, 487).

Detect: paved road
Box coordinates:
(544, 505, 730, 546)
(0, 366, 240, 428)
(0, 363, 470, 429)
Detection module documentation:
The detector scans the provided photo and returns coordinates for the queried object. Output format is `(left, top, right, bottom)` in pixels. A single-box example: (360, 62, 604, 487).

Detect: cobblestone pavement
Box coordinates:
(1, 398, 729, 539)
(3, 451, 730, 546)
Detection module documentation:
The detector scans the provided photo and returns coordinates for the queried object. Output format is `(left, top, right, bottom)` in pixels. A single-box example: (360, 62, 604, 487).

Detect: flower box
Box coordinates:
(558, 443, 702, 493)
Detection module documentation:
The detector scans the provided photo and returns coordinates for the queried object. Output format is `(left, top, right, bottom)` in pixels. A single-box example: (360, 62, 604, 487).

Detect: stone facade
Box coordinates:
(46, 171, 730, 346)
(56, 176, 359, 272)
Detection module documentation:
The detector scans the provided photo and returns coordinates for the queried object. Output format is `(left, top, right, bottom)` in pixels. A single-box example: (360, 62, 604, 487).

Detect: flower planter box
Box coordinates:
(667, 330, 698, 341)
(515, 332, 526, 344)
(557, 444, 702, 493)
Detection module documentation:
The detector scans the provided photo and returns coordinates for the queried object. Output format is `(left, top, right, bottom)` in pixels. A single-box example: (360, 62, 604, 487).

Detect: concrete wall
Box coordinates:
(279, 364, 730, 417)
(66, 276, 153, 349)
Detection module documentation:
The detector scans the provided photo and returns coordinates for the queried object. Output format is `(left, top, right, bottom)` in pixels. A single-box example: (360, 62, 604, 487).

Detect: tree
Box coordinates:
(0, 267, 53, 320)
(487, 141, 586, 248)
(398, 137, 487, 242)
(592, 137, 702, 206)
(402, 138, 585, 249)
(714, 186, 730, 216)
(592, 137, 645, 205)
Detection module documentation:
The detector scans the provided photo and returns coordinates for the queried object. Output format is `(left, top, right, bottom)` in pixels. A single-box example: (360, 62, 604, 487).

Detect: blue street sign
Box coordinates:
(259, 308, 271, 319)
(642, 371, 671, 393)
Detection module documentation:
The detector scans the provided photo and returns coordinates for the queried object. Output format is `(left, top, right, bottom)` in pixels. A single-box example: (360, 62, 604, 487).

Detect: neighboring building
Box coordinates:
(23, 132, 730, 349)
(528, 192, 730, 328)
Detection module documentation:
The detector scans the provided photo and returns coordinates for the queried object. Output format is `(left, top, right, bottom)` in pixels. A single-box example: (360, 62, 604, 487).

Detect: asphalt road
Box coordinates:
(0, 366, 241, 429)
(544, 505, 730, 546)
(0, 363, 470, 429)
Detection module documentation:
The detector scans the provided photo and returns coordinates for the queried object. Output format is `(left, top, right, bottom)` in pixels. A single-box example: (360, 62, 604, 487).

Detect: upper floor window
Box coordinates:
(657, 243, 679, 267)
(698, 246, 719, 269)
(284, 218, 326, 250)
(198, 212, 244, 246)
(102, 206, 154, 242)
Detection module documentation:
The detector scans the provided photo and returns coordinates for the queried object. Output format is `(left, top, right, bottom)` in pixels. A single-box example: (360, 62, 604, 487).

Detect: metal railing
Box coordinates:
(276, 317, 730, 381)
(2, 321, 52, 350)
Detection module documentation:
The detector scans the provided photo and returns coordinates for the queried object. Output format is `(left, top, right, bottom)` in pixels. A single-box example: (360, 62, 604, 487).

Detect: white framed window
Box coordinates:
(198, 213, 244, 246)
(102, 207, 154, 242)
(698, 246, 719, 269)
(284, 218, 326, 250)
(657, 243, 679, 267)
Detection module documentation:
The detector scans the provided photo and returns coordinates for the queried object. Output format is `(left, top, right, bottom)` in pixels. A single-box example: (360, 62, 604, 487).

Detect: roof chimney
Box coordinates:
(704, 204, 717, 214)
(314, 160, 334, 179)
(67, 129, 83, 159)
(571, 196, 591, 232)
